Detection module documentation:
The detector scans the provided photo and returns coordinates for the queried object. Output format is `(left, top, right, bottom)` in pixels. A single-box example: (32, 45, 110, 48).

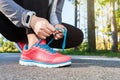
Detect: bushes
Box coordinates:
(0, 41, 19, 53)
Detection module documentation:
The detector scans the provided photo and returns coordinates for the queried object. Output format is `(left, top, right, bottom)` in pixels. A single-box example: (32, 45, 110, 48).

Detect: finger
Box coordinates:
(58, 33, 64, 36)
(56, 29, 64, 34)
(37, 31, 49, 39)
(54, 30, 59, 34)
(40, 36, 46, 39)
(47, 24, 55, 32)
(53, 30, 63, 38)
(40, 30, 51, 37)
(38, 34, 46, 39)
(54, 35, 59, 40)
(56, 31, 63, 35)
(54, 34, 63, 40)
(44, 27, 53, 35)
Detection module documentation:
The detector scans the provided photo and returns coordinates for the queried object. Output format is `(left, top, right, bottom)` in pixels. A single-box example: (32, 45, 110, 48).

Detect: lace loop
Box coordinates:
(55, 27, 67, 51)
(37, 27, 67, 53)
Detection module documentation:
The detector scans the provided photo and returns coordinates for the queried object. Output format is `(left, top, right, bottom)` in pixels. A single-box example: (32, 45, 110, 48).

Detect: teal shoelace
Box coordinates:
(36, 27, 67, 54)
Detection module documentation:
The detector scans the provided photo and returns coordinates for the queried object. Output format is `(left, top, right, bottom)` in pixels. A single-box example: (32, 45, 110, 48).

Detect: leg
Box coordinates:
(47, 23, 84, 48)
(0, 12, 27, 42)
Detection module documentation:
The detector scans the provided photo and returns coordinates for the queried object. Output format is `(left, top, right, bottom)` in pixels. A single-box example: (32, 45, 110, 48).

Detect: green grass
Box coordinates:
(61, 50, 120, 58)
(1, 49, 120, 58)
(0, 51, 20, 53)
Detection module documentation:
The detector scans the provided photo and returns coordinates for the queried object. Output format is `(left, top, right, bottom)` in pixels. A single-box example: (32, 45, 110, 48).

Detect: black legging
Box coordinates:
(0, 0, 83, 49)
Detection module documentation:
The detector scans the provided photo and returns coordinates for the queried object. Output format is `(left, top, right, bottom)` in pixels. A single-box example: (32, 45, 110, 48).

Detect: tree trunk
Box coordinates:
(75, 0, 78, 28)
(110, 0, 118, 52)
(87, 0, 96, 52)
(74, 0, 79, 50)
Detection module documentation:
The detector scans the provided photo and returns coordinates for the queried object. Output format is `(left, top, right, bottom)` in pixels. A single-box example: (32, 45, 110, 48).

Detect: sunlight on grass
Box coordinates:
(60, 49, 120, 58)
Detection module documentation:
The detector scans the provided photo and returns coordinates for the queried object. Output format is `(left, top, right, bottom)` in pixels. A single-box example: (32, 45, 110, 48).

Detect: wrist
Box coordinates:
(30, 15, 37, 29)
(22, 11, 36, 28)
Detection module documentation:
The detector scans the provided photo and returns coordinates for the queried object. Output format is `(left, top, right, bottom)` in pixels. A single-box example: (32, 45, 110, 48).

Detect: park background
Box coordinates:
(0, 0, 120, 57)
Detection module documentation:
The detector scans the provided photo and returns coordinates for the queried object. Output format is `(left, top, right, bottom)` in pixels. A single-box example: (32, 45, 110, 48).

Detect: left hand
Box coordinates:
(54, 24, 65, 40)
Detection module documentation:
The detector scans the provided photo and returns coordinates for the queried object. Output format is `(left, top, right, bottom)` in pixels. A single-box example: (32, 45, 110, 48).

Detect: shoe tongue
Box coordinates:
(40, 39, 46, 44)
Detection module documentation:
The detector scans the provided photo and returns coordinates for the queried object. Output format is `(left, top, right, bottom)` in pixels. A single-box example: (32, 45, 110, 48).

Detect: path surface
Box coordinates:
(0, 53, 120, 80)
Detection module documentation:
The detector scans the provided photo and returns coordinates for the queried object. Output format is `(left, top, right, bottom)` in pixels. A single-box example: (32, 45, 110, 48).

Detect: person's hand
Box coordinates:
(30, 15, 55, 39)
(54, 24, 65, 40)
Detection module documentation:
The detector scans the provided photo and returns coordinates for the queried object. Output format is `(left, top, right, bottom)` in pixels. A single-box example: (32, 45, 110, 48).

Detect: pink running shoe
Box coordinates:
(19, 39, 71, 68)
(15, 40, 46, 52)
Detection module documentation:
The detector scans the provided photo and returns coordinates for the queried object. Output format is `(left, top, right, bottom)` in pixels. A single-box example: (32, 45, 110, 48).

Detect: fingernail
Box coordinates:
(53, 33, 55, 35)
(55, 37, 58, 40)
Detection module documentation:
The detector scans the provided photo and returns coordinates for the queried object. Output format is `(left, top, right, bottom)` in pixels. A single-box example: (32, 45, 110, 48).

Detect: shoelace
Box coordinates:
(36, 27, 67, 54)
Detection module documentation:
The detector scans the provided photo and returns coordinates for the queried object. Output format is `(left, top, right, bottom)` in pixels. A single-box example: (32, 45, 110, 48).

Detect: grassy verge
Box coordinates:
(0, 51, 20, 53)
(1, 49, 120, 58)
(61, 49, 120, 58)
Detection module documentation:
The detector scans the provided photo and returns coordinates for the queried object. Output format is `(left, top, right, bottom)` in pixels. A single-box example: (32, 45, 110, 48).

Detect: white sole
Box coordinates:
(19, 60, 71, 68)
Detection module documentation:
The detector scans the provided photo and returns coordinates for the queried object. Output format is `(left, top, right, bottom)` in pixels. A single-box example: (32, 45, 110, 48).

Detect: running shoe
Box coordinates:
(19, 39, 71, 68)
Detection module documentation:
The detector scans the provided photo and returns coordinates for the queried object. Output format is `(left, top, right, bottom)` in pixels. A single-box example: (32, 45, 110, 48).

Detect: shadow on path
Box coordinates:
(71, 59, 120, 68)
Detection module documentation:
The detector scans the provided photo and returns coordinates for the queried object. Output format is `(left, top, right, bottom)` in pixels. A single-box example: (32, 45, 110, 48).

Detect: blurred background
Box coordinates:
(0, 0, 120, 55)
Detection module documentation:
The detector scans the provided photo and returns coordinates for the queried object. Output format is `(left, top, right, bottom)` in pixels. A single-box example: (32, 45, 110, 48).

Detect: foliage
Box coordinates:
(0, 37, 19, 53)
(61, 49, 120, 58)
(68, 0, 80, 5)
(68, 0, 120, 52)
(0, 36, 4, 47)
(97, 0, 110, 6)
(79, 41, 89, 51)
(95, 0, 120, 52)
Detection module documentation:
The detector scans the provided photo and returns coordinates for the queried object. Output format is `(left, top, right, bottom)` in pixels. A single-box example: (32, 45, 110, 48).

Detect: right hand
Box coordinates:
(30, 15, 55, 39)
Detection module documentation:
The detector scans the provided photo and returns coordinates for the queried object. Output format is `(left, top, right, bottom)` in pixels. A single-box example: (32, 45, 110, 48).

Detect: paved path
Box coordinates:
(0, 53, 120, 80)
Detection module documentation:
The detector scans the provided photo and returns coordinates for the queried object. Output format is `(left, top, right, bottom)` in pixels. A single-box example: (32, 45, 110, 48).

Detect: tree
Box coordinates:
(110, 0, 118, 52)
(95, 0, 119, 51)
(68, 0, 80, 50)
(87, 0, 96, 52)
(74, 0, 80, 50)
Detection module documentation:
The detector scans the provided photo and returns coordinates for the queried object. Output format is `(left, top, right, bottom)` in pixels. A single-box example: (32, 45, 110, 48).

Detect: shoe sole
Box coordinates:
(19, 59, 71, 68)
